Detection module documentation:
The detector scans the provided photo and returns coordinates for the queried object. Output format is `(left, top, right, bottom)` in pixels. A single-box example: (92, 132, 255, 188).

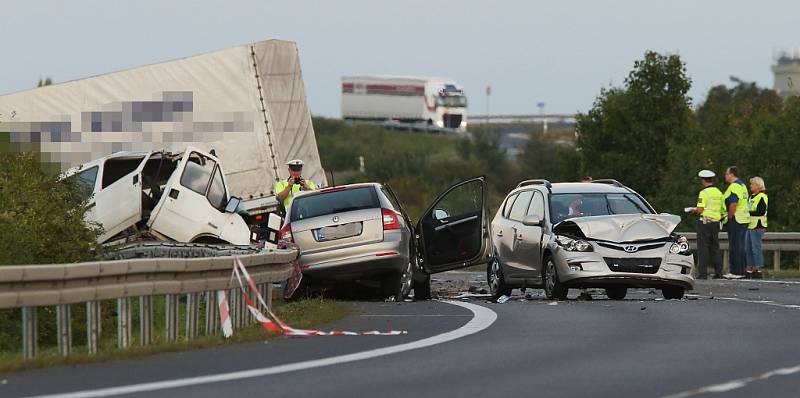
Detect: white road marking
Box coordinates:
(359, 314, 473, 317)
(30, 300, 497, 398)
(715, 296, 800, 310)
(662, 364, 800, 398)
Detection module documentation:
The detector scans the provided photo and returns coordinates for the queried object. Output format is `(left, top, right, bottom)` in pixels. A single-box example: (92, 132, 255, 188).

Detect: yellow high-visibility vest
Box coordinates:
(697, 186, 724, 221)
(748, 192, 768, 229)
(723, 181, 750, 225)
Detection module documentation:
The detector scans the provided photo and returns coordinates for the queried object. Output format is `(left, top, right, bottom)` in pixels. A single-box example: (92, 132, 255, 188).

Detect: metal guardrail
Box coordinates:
(684, 232, 800, 272)
(1, 248, 297, 359)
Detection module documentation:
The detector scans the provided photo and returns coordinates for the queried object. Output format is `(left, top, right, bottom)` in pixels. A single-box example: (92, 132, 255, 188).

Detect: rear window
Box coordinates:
(290, 187, 380, 221)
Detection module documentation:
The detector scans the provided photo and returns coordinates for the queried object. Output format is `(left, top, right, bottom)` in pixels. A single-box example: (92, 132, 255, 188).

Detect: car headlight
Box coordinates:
(669, 236, 690, 255)
(556, 236, 593, 252)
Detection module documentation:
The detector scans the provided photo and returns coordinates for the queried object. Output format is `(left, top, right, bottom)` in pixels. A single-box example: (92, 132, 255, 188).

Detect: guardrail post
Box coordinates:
(165, 294, 179, 342)
(773, 250, 781, 272)
(722, 250, 730, 274)
(140, 296, 152, 346)
(229, 288, 239, 330)
(56, 304, 72, 357)
(117, 298, 132, 348)
(204, 291, 218, 335)
(86, 301, 100, 355)
(186, 293, 199, 340)
(22, 307, 38, 360)
(266, 283, 273, 312)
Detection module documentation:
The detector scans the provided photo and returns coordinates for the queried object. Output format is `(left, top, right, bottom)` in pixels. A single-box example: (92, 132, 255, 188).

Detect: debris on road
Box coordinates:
(497, 295, 511, 304)
(547, 302, 559, 306)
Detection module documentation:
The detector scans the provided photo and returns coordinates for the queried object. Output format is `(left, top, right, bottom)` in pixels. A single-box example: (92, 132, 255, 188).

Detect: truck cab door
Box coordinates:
(92, 154, 149, 243)
(416, 176, 490, 274)
(148, 150, 250, 244)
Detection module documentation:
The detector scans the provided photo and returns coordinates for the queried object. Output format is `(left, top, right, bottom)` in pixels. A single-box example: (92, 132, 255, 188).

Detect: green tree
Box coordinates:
(576, 51, 693, 200)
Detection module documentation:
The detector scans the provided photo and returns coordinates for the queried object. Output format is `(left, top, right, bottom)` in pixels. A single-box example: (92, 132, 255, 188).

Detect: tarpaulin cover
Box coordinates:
(0, 39, 325, 198)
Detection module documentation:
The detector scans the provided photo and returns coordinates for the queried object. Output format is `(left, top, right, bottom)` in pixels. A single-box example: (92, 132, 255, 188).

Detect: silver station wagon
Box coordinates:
(280, 178, 491, 299)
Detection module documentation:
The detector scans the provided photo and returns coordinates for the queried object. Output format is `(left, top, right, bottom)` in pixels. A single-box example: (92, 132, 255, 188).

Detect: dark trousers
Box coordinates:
(696, 220, 722, 277)
(727, 221, 748, 275)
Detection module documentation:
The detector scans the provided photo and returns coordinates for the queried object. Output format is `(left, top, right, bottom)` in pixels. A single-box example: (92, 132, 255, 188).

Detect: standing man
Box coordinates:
(722, 166, 750, 278)
(274, 159, 317, 214)
(689, 170, 725, 279)
(745, 177, 768, 279)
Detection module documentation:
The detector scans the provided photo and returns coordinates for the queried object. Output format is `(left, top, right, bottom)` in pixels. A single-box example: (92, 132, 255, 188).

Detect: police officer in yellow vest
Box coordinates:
(723, 166, 750, 278)
(745, 176, 768, 279)
(689, 170, 725, 279)
(275, 159, 317, 214)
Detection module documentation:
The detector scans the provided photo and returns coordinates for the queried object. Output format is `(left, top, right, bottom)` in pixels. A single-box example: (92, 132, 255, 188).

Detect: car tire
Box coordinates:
(605, 287, 627, 300)
(488, 257, 512, 301)
(543, 257, 568, 300)
(662, 287, 685, 300)
(383, 260, 414, 301)
(412, 273, 432, 300)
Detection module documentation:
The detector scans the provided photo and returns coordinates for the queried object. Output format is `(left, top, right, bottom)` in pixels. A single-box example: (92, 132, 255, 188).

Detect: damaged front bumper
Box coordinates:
(552, 244, 695, 290)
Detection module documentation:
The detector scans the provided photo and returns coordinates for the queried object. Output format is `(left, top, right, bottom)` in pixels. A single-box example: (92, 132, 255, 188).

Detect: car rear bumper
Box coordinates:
(298, 232, 409, 281)
(554, 249, 695, 290)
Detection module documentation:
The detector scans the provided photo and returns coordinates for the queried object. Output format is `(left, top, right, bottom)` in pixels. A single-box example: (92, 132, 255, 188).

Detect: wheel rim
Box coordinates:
(399, 261, 413, 297)
(546, 260, 556, 294)
(489, 259, 501, 295)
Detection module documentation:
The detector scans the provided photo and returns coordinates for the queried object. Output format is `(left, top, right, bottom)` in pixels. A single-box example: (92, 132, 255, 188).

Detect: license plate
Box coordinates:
(313, 222, 363, 242)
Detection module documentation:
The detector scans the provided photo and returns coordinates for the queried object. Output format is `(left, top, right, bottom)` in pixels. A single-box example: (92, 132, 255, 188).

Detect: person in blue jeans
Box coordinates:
(745, 177, 768, 279)
(723, 166, 750, 278)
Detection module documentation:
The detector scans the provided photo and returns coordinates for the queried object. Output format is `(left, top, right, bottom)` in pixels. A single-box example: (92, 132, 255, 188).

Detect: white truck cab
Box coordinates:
(63, 147, 250, 245)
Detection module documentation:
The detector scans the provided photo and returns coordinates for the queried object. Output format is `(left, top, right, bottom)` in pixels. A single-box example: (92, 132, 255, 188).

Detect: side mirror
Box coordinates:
(433, 208, 450, 220)
(224, 196, 242, 213)
(522, 215, 542, 226)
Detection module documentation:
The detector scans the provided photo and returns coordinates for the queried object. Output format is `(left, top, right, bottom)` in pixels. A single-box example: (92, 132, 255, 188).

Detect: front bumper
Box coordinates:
(553, 245, 695, 290)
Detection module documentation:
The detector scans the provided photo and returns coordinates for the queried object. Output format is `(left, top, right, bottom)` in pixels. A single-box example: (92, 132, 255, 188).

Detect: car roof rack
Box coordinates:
(516, 179, 552, 189)
(591, 179, 625, 188)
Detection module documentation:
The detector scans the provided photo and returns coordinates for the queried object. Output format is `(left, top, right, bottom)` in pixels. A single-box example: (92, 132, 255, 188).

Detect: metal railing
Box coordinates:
(684, 232, 800, 273)
(0, 248, 297, 359)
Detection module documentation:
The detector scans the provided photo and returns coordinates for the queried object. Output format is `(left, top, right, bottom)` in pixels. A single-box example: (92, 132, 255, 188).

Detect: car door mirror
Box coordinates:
(433, 208, 450, 220)
(224, 196, 241, 213)
(522, 215, 542, 226)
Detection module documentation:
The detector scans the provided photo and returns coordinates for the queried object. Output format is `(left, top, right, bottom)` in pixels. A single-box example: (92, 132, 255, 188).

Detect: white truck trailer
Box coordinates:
(341, 76, 467, 130)
(0, 39, 325, 223)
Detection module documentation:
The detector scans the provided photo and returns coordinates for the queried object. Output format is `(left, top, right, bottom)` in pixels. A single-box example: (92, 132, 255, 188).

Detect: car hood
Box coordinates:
(553, 214, 681, 242)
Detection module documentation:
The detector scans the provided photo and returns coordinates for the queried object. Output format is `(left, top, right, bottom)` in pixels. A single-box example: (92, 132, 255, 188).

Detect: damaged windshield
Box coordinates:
(549, 193, 652, 224)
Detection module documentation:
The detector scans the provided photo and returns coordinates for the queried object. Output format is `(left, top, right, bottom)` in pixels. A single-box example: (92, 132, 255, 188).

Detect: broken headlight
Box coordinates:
(555, 235, 593, 252)
(669, 236, 691, 255)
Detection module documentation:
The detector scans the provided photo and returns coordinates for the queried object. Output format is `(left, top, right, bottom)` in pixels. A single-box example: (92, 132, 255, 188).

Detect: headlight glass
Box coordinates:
(556, 236, 593, 252)
(670, 236, 690, 255)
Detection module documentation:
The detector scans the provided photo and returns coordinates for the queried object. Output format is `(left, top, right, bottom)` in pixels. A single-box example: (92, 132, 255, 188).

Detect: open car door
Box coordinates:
(416, 176, 490, 274)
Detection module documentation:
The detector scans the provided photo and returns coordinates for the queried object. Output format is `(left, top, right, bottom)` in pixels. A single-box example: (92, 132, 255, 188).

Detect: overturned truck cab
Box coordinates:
(63, 147, 252, 246)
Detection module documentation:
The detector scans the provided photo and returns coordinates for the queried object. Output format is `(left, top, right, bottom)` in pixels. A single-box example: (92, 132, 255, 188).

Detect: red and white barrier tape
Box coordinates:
(218, 257, 408, 338)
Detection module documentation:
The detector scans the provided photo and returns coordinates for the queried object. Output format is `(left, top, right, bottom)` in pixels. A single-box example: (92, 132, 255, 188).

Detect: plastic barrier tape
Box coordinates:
(220, 257, 408, 338)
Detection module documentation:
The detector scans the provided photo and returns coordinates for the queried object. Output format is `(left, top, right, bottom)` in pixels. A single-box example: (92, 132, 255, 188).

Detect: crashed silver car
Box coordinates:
(488, 179, 694, 301)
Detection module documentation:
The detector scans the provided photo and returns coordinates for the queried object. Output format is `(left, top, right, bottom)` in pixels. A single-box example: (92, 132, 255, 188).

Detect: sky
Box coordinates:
(2, 0, 799, 117)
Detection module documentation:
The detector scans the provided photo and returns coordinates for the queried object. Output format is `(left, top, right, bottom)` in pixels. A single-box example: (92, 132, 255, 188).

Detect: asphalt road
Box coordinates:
(3, 275, 800, 398)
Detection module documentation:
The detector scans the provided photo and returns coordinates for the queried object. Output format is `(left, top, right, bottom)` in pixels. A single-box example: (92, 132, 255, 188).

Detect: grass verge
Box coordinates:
(0, 297, 350, 374)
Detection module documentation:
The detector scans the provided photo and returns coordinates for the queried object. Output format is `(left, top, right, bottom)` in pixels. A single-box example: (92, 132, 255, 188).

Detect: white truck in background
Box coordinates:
(341, 76, 468, 131)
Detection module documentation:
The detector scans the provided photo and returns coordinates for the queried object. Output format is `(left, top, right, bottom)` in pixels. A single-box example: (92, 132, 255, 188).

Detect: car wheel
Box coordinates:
(395, 260, 414, 300)
(543, 257, 568, 300)
(487, 257, 512, 301)
(412, 272, 432, 300)
(605, 287, 627, 300)
(662, 287, 685, 300)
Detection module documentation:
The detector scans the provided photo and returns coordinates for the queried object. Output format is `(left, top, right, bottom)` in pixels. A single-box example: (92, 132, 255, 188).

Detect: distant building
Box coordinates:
(773, 51, 800, 99)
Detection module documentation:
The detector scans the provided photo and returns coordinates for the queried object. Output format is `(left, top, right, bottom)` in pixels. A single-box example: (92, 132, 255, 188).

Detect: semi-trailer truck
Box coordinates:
(341, 76, 467, 131)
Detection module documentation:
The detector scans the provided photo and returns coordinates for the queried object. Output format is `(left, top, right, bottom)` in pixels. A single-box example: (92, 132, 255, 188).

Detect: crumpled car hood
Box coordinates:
(553, 214, 681, 242)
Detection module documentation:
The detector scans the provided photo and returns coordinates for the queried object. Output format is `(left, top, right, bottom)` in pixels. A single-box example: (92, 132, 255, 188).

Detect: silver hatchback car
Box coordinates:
(488, 179, 695, 301)
(280, 178, 491, 299)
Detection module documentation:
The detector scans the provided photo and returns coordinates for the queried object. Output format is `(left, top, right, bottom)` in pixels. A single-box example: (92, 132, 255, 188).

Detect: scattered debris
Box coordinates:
(640, 306, 647, 311)
(547, 301, 559, 306)
(497, 295, 511, 304)
(748, 288, 760, 291)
